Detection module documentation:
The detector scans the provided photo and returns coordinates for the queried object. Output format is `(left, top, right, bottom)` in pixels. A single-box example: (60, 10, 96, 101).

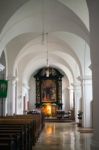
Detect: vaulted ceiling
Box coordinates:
(0, 0, 91, 85)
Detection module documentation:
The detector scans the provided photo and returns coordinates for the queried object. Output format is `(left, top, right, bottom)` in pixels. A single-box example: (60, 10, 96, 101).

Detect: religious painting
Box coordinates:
(41, 79, 56, 102)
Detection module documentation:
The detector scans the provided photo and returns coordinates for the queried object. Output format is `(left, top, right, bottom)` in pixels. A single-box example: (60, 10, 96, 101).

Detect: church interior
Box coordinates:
(0, 0, 99, 149)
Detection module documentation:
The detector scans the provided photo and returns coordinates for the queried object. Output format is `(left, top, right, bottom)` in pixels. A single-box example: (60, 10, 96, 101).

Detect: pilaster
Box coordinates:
(79, 76, 92, 128)
(7, 75, 18, 115)
(72, 82, 81, 123)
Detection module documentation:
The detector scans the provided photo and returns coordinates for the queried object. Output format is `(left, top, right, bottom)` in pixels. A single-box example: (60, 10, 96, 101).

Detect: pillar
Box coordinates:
(73, 83, 81, 123)
(17, 81, 23, 114)
(62, 87, 70, 111)
(87, 0, 99, 149)
(7, 75, 17, 115)
(22, 83, 30, 113)
(68, 85, 74, 110)
(82, 76, 92, 128)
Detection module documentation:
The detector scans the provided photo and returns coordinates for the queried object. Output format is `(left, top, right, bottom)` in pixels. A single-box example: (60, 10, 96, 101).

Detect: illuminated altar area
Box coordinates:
(41, 103, 57, 117)
(34, 67, 63, 117)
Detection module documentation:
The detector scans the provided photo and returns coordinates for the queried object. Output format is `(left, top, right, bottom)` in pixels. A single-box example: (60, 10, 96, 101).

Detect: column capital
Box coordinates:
(71, 82, 81, 90)
(7, 75, 18, 83)
(77, 75, 92, 81)
(67, 85, 74, 90)
(71, 82, 81, 87)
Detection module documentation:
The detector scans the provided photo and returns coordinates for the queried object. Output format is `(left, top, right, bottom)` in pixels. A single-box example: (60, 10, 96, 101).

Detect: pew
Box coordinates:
(0, 112, 45, 150)
(0, 133, 20, 150)
(0, 121, 33, 150)
(0, 124, 29, 149)
(0, 141, 16, 150)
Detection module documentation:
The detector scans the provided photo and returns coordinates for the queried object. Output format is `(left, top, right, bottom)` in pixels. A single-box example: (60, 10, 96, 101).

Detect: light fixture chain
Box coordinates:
(46, 33, 49, 67)
(41, 0, 45, 44)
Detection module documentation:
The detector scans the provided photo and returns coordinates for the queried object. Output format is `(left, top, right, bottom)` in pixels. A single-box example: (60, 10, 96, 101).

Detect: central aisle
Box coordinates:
(32, 122, 92, 150)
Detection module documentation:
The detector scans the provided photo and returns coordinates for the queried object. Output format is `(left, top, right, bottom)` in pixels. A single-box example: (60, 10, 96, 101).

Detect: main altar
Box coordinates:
(34, 67, 63, 117)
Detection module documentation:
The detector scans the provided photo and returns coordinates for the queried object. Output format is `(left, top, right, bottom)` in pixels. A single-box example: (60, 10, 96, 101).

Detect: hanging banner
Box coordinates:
(0, 80, 8, 98)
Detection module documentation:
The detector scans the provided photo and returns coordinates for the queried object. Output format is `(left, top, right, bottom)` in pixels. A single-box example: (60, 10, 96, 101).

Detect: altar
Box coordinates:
(41, 103, 58, 117)
(34, 67, 63, 117)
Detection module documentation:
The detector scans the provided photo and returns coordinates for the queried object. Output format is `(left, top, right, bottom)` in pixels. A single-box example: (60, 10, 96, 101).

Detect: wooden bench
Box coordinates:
(0, 113, 45, 150)
(0, 124, 30, 149)
(0, 141, 16, 150)
(0, 133, 20, 150)
(0, 119, 34, 150)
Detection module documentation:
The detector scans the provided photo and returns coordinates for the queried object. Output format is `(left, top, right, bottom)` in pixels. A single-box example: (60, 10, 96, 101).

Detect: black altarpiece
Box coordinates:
(34, 67, 63, 110)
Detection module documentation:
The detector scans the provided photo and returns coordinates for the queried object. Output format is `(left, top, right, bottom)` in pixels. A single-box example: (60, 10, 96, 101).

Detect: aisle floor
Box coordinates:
(33, 122, 93, 150)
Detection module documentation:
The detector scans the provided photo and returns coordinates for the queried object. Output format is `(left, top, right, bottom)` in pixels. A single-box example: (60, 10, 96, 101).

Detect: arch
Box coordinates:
(0, 0, 89, 54)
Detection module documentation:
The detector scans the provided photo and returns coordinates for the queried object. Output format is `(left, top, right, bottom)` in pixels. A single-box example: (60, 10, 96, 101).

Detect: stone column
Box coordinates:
(81, 76, 92, 128)
(22, 83, 30, 112)
(62, 87, 70, 111)
(68, 85, 74, 110)
(17, 81, 23, 114)
(7, 75, 17, 115)
(14, 79, 19, 115)
(73, 83, 81, 124)
(87, 0, 99, 149)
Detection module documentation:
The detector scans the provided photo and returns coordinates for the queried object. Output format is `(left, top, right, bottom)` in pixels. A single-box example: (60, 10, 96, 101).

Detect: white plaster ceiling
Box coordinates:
(58, 0, 89, 30)
(0, 0, 91, 84)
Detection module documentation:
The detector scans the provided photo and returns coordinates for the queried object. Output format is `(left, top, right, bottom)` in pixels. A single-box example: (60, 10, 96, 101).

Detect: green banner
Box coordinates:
(0, 80, 8, 98)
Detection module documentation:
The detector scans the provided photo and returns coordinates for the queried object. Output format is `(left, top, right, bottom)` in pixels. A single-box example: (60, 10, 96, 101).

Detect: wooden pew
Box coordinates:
(0, 117, 35, 150)
(0, 141, 16, 150)
(0, 129, 24, 150)
(0, 124, 29, 149)
(15, 113, 45, 142)
(0, 133, 20, 150)
(0, 113, 45, 149)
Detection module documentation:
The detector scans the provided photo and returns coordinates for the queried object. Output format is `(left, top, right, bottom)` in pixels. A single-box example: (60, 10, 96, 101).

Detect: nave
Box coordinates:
(1, 1, 99, 149)
(33, 122, 92, 150)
